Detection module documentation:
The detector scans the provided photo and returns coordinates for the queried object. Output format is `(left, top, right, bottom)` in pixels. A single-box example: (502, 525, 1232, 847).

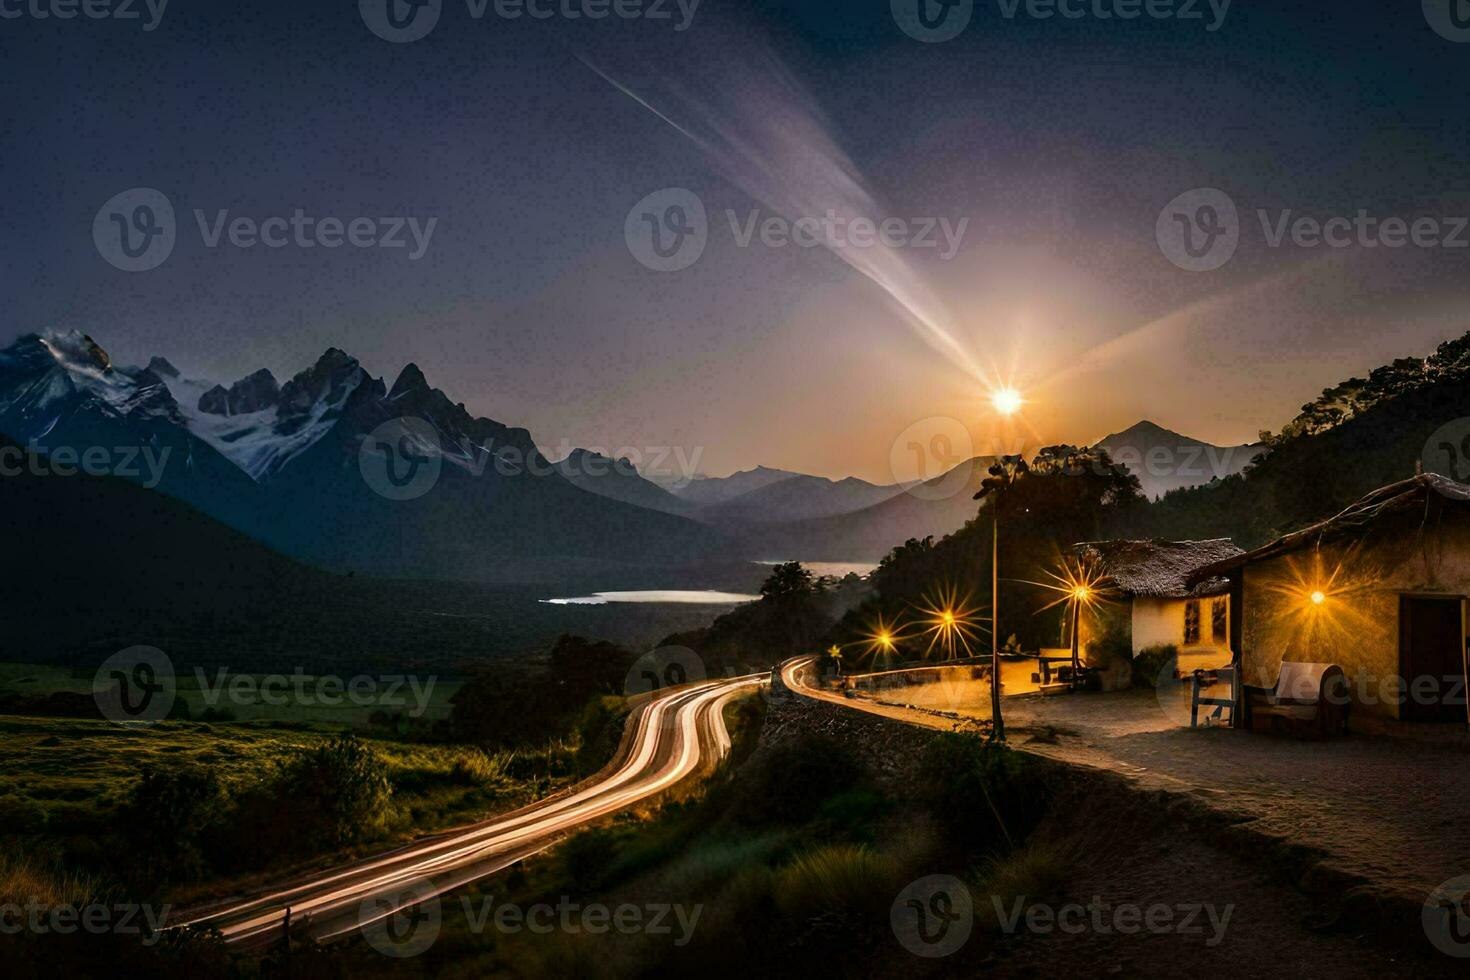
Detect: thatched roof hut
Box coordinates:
(1077, 538, 1243, 599)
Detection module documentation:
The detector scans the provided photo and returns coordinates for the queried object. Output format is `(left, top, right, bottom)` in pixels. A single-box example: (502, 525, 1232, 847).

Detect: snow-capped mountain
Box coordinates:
(0, 331, 264, 529)
(0, 330, 725, 579)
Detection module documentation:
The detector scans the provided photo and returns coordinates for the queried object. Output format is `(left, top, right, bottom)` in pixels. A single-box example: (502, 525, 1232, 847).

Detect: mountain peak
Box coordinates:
(146, 356, 180, 378)
(561, 448, 638, 472)
(40, 330, 112, 372)
(1103, 419, 1182, 441)
(316, 347, 357, 371)
(388, 362, 429, 399)
(279, 348, 364, 415)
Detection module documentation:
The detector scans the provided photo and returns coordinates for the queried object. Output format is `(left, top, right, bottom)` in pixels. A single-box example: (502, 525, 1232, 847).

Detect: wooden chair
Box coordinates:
(1189, 666, 1239, 728)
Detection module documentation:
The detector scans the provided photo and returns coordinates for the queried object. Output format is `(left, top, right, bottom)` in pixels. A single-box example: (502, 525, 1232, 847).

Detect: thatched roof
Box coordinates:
(1074, 538, 1242, 598)
(1190, 473, 1470, 581)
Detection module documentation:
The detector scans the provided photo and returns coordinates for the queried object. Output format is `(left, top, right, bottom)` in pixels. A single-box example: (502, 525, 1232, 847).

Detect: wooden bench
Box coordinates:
(1246, 661, 1349, 737)
(1032, 655, 1098, 688)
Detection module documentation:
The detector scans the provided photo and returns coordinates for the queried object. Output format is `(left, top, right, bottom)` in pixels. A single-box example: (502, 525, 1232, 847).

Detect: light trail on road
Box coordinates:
(174, 675, 763, 948)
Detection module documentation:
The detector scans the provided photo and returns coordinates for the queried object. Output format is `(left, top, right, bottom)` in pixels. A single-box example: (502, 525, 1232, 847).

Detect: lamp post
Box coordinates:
(974, 454, 1029, 742)
(992, 500, 1002, 731)
(1068, 585, 1089, 691)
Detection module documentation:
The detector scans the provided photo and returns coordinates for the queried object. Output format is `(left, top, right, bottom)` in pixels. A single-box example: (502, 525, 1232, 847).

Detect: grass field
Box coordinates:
(0, 709, 605, 905)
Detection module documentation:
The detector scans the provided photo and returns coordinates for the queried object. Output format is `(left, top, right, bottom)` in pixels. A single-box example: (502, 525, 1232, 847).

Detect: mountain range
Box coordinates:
(1, 328, 1304, 581)
(0, 331, 723, 581)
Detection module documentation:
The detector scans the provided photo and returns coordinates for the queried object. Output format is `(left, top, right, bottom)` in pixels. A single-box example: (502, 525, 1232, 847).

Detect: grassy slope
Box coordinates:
(0, 712, 612, 907)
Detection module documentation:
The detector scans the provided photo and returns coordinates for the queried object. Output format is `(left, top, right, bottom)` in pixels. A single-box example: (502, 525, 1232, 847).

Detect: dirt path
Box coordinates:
(782, 659, 1470, 965)
(767, 688, 1461, 978)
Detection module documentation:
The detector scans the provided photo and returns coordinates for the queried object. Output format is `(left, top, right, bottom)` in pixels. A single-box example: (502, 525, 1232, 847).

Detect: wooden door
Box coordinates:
(1399, 596, 1467, 723)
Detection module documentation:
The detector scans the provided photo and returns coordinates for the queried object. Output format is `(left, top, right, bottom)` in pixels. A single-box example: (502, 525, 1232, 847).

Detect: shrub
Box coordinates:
(773, 844, 897, 921)
(976, 837, 1074, 928)
(449, 748, 509, 785)
(573, 696, 627, 777)
(123, 764, 231, 881)
(0, 853, 107, 906)
(0, 793, 48, 833)
(726, 733, 863, 827)
(274, 735, 394, 847)
(1132, 644, 1179, 689)
(917, 734, 1049, 854)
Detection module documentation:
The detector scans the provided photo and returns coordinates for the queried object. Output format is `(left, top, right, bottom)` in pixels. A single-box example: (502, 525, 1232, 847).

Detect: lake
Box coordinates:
(541, 590, 760, 606)
(752, 560, 878, 579)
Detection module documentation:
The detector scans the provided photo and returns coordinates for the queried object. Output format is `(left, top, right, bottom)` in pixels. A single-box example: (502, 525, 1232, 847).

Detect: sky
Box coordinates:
(4, 0, 1469, 484)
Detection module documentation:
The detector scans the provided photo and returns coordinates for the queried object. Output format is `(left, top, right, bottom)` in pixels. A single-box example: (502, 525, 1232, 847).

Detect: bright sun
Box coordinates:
(990, 387, 1024, 415)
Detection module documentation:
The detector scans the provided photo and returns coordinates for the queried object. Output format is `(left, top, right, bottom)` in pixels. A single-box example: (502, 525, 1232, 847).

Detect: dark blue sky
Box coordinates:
(4, 1, 1468, 479)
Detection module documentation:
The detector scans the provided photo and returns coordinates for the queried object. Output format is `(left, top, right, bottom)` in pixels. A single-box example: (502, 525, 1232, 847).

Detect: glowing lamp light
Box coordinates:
(1310, 590, 1327, 606)
(942, 610, 956, 626)
(1072, 586, 1091, 603)
(990, 387, 1024, 416)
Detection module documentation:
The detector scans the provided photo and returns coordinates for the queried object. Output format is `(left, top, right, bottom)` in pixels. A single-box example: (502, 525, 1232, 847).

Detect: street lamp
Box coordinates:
(1068, 585, 1090, 691)
(827, 644, 844, 676)
(916, 586, 982, 661)
(973, 454, 1030, 741)
(1028, 558, 1111, 693)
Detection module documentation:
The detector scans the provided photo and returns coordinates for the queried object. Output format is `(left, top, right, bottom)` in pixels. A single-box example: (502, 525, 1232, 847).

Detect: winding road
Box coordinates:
(175, 675, 763, 948)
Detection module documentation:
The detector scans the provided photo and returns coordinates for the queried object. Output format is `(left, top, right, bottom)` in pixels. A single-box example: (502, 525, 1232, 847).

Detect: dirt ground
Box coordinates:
(770, 692, 1463, 978)
(807, 668, 1470, 967)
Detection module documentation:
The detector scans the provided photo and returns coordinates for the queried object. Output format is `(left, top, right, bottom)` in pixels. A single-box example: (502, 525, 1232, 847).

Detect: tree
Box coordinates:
(452, 635, 635, 747)
(124, 764, 231, 881)
(759, 561, 818, 602)
(281, 735, 393, 846)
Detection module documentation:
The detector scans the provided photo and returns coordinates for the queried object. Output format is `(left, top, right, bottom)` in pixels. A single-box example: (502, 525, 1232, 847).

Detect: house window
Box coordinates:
(1211, 598, 1228, 644)
(1184, 600, 1201, 646)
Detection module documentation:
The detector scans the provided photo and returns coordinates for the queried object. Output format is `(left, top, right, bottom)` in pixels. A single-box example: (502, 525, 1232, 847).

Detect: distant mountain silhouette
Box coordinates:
(1094, 420, 1262, 501)
(0, 430, 325, 666)
(1120, 328, 1470, 547)
(670, 465, 798, 507)
(553, 449, 698, 517)
(0, 432, 731, 671)
(698, 472, 903, 526)
(735, 458, 991, 560)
